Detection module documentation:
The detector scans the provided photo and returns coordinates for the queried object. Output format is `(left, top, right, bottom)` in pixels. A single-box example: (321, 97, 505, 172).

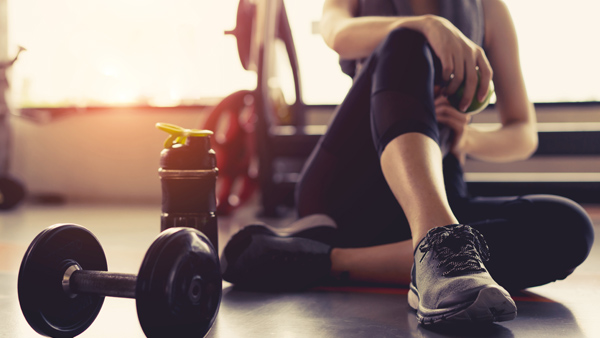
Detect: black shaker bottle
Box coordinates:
(156, 122, 219, 251)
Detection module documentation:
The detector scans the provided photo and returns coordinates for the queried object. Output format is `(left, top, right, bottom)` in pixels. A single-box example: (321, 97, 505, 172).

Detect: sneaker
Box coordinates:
(408, 224, 517, 325)
(221, 224, 332, 291)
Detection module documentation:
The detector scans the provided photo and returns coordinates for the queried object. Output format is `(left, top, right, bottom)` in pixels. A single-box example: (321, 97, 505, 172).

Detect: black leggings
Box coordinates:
(295, 28, 595, 290)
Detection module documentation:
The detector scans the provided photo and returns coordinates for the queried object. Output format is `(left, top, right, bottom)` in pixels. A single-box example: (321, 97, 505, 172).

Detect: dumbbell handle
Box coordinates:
(64, 266, 137, 299)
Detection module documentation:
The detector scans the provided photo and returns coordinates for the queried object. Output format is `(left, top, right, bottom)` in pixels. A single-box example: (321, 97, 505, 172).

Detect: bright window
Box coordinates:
(7, 0, 600, 107)
(8, 0, 256, 107)
(503, 0, 600, 103)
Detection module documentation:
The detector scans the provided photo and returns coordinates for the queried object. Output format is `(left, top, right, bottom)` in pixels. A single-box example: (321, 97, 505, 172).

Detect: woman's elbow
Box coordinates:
(320, 25, 336, 51)
(518, 128, 539, 161)
(503, 118, 538, 161)
(326, 33, 343, 55)
(322, 27, 349, 57)
(319, 15, 344, 54)
(320, 19, 359, 58)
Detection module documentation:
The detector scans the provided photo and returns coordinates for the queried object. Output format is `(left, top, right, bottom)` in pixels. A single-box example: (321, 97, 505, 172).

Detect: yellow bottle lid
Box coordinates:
(156, 122, 214, 149)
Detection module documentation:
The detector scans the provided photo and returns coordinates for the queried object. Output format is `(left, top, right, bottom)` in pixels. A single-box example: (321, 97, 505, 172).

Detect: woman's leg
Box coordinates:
(295, 46, 412, 249)
(368, 28, 465, 249)
(296, 28, 454, 248)
(380, 133, 457, 248)
(330, 154, 595, 291)
(460, 194, 595, 291)
(331, 241, 414, 285)
(329, 153, 467, 286)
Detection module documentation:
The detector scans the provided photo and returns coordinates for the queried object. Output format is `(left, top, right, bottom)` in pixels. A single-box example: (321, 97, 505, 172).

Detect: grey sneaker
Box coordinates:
(408, 224, 517, 325)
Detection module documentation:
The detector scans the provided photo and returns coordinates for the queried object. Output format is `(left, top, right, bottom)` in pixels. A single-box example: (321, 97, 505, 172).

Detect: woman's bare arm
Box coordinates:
(320, 0, 492, 111)
(461, 0, 538, 162)
(320, 0, 423, 59)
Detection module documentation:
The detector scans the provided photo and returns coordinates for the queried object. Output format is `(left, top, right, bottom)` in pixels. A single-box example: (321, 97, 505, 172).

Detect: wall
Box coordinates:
(7, 103, 600, 205)
(9, 107, 211, 204)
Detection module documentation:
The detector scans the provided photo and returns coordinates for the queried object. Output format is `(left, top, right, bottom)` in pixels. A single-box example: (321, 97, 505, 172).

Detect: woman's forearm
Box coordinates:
(464, 122, 538, 163)
(320, 14, 432, 60)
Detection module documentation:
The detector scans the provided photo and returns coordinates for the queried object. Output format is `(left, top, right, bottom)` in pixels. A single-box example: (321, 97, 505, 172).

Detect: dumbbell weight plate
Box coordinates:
(136, 227, 222, 338)
(18, 224, 107, 338)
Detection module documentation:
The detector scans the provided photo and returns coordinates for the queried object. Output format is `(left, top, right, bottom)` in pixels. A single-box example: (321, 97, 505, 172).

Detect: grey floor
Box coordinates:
(1, 200, 599, 338)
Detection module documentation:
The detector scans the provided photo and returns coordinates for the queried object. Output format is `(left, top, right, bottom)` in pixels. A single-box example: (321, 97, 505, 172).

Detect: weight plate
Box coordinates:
(226, 0, 254, 70)
(18, 224, 107, 337)
(136, 227, 222, 338)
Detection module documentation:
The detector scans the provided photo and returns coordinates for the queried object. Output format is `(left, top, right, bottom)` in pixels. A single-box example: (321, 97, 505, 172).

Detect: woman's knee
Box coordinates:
(369, 28, 442, 154)
(372, 28, 438, 93)
(381, 27, 428, 51)
(520, 194, 595, 271)
(486, 194, 594, 289)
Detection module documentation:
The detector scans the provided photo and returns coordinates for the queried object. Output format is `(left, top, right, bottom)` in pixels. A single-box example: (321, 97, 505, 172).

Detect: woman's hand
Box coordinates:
(435, 95, 471, 159)
(421, 15, 493, 113)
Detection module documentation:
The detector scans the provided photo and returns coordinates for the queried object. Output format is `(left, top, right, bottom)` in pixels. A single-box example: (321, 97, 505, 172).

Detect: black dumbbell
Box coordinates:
(18, 224, 222, 338)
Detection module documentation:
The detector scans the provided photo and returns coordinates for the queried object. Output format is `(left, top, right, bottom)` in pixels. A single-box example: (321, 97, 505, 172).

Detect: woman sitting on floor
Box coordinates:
(220, 0, 594, 326)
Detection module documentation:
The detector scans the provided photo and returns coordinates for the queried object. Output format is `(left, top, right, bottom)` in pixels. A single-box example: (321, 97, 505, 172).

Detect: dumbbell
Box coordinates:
(18, 224, 222, 338)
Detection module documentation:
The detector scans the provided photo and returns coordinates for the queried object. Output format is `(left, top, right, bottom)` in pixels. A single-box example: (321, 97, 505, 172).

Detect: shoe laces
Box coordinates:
(419, 224, 490, 277)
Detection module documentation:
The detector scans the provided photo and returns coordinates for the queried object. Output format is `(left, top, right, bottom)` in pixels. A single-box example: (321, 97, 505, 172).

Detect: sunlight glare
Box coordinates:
(6, 0, 599, 107)
(8, 0, 255, 107)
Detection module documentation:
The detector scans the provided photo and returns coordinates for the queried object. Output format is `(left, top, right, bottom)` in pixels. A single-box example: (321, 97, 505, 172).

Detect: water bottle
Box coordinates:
(156, 123, 219, 251)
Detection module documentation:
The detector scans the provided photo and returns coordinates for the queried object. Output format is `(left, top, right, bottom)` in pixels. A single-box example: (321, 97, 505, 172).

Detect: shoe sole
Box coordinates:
(408, 285, 517, 325)
(277, 214, 337, 237)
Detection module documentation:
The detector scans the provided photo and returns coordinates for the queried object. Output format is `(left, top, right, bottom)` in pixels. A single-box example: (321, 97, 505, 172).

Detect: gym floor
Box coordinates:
(1, 199, 599, 338)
